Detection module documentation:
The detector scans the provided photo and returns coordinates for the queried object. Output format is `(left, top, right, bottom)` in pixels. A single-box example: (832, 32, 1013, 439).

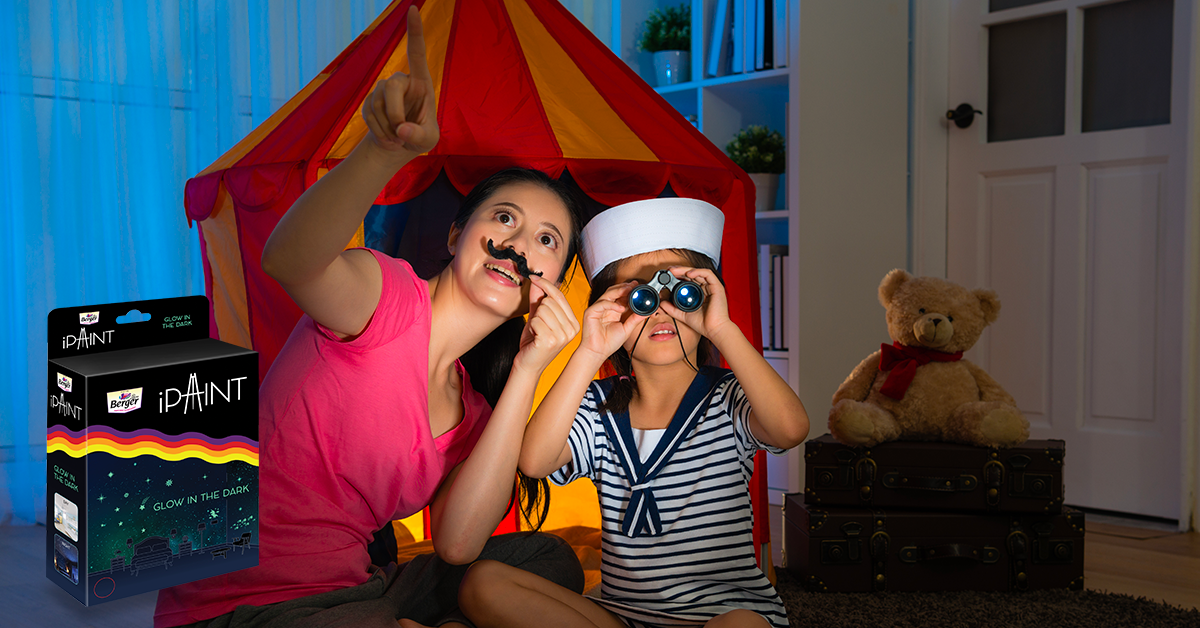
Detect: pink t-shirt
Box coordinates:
(154, 249, 492, 627)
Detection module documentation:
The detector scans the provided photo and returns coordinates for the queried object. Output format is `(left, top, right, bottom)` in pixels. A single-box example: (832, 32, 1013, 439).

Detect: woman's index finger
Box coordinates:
(528, 274, 564, 302)
(406, 6, 433, 82)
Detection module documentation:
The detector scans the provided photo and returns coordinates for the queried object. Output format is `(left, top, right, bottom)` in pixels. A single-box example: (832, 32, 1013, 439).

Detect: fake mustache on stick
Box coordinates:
(487, 239, 543, 279)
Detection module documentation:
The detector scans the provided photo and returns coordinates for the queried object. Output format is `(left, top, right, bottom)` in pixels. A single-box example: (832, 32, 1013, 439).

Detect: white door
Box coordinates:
(947, 0, 1192, 519)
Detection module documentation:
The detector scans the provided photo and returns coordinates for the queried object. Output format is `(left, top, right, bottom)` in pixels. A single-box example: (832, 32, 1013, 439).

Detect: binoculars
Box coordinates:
(628, 269, 704, 316)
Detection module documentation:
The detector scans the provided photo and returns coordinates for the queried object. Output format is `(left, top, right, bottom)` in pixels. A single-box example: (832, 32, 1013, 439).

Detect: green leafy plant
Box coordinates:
(638, 4, 691, 53)
(725, 125, 785, 174)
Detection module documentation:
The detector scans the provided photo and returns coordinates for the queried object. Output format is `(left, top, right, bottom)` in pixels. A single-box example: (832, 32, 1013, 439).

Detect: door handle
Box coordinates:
(946, 103, 983, 128)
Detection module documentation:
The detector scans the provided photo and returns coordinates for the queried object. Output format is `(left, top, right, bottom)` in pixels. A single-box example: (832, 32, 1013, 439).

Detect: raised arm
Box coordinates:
(521, 282, 644, 478)
(260, 6, 438, 337)
(710, 325, 809, 450)
(427, 276, 580, 564)
(664, 267, 809, 450)
(520, 347, 605, 478)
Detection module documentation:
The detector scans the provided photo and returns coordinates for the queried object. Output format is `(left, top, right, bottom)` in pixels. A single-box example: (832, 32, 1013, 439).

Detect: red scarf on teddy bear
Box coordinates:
(878, 341, 963, 400)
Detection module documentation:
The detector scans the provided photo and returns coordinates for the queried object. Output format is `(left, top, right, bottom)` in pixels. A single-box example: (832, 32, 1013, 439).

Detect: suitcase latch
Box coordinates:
(1008, 455, 1031, 493)
(812, 465, 852, 490)
(1031, 520, 1073, 564)
(1010, 473, 1055, 499)
(870, 531, 889, 590)
(1008, 529, 1030, 591)
(856, 458, 877, 501)
(984, 460, 1005, 507)
(819, 522, 864, 564)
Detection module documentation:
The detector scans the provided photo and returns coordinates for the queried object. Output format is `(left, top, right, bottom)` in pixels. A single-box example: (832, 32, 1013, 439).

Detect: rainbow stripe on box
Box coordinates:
(47, 426, 258, 466)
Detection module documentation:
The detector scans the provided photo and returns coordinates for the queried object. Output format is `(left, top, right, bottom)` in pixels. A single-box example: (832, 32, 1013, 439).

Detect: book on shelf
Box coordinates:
(773, 248, 786, 350)
(707, 0, 786, 77)
(759, 244, 788, 351)
(707, 0, 731, 78)
(756, 0, 771, 70)
(731, 0, 744, 74)
(744, 0, 755, 74)
(759, 244, 772, 349)
(774, 0, 788, 69)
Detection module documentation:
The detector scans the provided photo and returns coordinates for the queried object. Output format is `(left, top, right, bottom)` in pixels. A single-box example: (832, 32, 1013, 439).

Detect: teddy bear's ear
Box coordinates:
(974, 288, 1001, 324)
(878, 269, 912, 308)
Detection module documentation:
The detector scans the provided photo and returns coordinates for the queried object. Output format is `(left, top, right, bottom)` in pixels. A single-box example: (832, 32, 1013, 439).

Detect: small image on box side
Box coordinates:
(54, 533, 80, 585)
(55, 492, 79, 541)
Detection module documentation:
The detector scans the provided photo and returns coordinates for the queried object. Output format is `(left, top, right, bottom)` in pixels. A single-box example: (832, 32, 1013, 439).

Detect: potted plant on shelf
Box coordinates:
(727, 125, 785, 213)
(639, 3, 691, 87)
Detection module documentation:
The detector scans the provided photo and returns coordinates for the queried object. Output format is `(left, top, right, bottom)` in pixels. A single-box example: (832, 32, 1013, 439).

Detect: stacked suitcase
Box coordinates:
(782, 435, 1084, 592)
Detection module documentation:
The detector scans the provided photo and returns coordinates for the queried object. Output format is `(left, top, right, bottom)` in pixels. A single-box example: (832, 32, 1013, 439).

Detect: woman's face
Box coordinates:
(448, 181, 573, 318)
(613, 249, 702, 367)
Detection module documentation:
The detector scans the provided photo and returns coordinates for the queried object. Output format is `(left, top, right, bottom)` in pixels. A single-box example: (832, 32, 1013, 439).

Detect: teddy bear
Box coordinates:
(827, 269, 1029, 449)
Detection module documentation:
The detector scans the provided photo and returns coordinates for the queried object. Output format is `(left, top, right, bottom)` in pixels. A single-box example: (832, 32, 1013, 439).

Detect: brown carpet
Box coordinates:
(774, 569, 1200, 627)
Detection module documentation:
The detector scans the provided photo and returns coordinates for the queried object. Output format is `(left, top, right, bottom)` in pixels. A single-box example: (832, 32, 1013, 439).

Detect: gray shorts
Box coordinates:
(173, 532, 584, 628)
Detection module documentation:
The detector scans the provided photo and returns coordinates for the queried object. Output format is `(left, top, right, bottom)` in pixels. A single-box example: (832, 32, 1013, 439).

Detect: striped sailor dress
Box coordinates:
(549, 367, 790, 628)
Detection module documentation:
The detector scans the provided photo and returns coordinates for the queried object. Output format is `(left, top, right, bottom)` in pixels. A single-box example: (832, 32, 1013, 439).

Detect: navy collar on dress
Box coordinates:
(598, 366, 732, 537)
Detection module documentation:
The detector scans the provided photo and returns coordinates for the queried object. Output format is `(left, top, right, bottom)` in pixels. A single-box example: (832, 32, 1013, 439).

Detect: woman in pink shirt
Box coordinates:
(155, 8, 586, 628)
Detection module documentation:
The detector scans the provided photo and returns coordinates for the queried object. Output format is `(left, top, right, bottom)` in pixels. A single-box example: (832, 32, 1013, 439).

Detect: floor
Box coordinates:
(1, 524, 158, 627)
(3, 507, 1198, 628)
(1082, 516, 1200, 610)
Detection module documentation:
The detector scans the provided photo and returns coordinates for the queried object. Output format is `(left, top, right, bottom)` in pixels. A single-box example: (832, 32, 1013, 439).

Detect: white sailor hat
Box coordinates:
(580, 198, 724, 280)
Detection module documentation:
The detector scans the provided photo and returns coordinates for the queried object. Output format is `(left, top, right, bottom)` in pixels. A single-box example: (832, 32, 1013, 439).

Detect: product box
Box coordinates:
(47, 296, 258, 605)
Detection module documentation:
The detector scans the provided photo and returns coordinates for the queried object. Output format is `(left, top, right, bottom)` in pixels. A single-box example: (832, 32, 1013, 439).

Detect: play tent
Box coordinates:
(185, 0, 773, 573)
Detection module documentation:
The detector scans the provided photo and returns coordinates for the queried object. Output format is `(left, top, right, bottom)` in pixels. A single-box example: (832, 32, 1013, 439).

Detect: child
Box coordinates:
(458, 198, 809, 628)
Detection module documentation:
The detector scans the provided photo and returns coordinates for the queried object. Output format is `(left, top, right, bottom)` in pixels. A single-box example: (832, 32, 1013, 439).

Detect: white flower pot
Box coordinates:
(748, 172, 781, 213)
(652, 50, 690, 86)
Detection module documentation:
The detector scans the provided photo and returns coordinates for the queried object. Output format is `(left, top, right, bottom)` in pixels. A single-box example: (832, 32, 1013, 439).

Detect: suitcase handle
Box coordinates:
(899, 543, 1000, 564)
(881, 472, 977, 492)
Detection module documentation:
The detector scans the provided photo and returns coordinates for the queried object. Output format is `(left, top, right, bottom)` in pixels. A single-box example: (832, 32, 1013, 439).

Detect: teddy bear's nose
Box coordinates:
(932, 318, 942, 326)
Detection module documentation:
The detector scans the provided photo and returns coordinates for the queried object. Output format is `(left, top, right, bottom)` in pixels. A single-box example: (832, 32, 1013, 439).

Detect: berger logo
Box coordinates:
(57, 373, 72, 392)
(79, 311, 99, 325)
(160, 373, 248, 414)
(62, 328, 114, 351)
(50, 392, 82, 420)
(107, 388, 143, 413)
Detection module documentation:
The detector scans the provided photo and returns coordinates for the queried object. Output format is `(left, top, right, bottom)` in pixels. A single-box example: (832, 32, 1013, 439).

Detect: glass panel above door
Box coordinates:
(989, 0, 1054, 12)
(987, 13, 1067, 142)
(1082, 0, 1173, 133)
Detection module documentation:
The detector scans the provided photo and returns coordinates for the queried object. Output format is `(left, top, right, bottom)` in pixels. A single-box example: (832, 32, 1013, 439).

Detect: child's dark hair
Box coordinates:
(588, 248, 722, 415)
(455, 167, 585, 532)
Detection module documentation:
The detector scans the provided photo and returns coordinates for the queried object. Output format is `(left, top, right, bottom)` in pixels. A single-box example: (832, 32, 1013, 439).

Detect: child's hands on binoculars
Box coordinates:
(581, 267, 732, 360)
(580, 282, 648, 360)
(655, 266, 732, 342)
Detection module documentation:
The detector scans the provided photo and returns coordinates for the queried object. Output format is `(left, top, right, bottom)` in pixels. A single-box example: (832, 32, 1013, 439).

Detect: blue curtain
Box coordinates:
(0, 0, 391, 526)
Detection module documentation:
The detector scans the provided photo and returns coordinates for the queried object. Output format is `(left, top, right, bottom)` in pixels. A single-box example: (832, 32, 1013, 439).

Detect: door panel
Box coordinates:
(948, 0, 1190, 519)
(1085, 162, 1164, 427)
(982, 171, 1055, 429)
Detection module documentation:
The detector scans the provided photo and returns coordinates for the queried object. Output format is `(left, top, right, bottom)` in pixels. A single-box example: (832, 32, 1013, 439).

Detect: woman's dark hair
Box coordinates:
(454, 167, 585, 533)
(588, 248, 722, 416)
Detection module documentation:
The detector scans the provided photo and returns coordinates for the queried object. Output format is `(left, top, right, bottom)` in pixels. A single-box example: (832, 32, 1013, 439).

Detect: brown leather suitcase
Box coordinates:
(804, 434, 1065, 514)
(782, 493, 1085, 592)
